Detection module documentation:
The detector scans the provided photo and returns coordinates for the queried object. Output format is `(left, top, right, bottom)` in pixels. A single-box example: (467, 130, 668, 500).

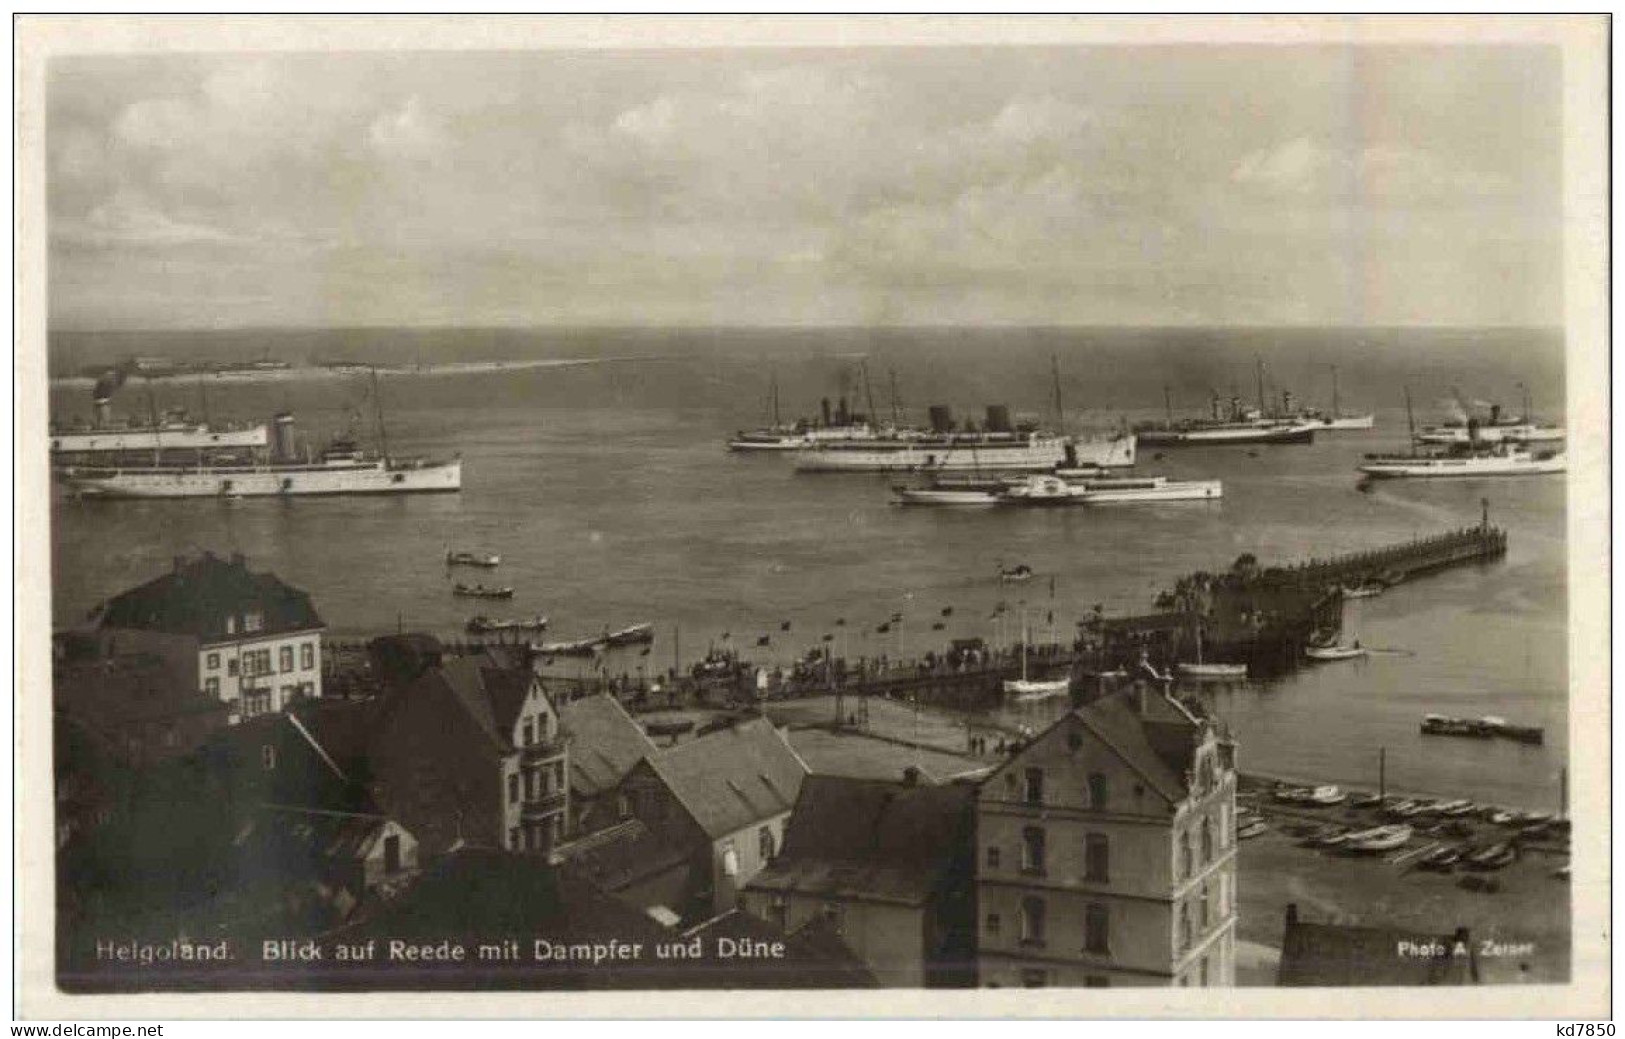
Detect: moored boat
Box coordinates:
(603, 623, 656, 647)
(1358, 442, 1565, 479)
(1463, 842, 1517, 871)
(453, 583, 514, 599)
(1345, 824, 1413, 853)
(466, 615, 548, 634)
(1305, 643, 1368, 662)
(446, 550, 501, 568)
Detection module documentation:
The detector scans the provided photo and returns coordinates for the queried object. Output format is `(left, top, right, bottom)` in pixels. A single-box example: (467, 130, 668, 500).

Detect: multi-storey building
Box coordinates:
(976, 686, 1238, 988)
(369, 655, 569, 856)
(91, 551, 324, 724)
(611, 716, 808, 920)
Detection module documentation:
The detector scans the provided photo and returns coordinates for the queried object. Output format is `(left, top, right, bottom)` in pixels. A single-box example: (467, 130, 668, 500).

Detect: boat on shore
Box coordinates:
(1344, 824, 1413, 853)
(1463, 842, 1517, 871)
(467, 615, 548, 634)
(446, 550, 500, 568)
(1416, 844, 1463, 871)
(453, 583, 514, 600)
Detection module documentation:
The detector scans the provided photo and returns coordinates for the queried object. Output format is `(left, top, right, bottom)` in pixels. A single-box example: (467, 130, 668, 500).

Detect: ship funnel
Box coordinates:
(820, 397, 832, 427)
(836, 396, 850, 426)
(272, 412, 296, 461)
(1490, 403, 1502, 424)
(93, 397, 112, 428)
(927, 404, 954, 434)
(984, 404, 1011, 433)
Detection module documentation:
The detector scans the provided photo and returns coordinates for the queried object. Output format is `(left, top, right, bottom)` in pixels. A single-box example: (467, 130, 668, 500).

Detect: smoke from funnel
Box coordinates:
(91, 366, 129, 405)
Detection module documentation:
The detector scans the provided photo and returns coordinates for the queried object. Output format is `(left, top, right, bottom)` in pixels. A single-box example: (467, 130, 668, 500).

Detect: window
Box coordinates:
(523, 720, 534, 747)
(525, 770, 537, 799)
(617, 793, 632, 819)
(508, 774, 520, 803)
(383, 834, 402, 874)
(1023, 768, 1044, 805)
(1201, 819, 1213, 864)
(226, 615, 238, 635)
(1199, 882, 1210, 929)
(985, 913, 1001, 937)
(509, 828, 520, 850)
(1020, 969, 1048, 989)
(1019, 897, 1046, 945)
(204, 677, 220, 697)
(280, 684, 298, 708)
(1178, 903, 1190, 952)
(1199, 955, 1210, 987)
(244, 690, 271, 718)
(279, 646, 293, 672)
(300, 642, 314, 670)
(261, 744, 277, 771)
(768, 898, 787, 931)
(1021, 826, 1047, 874)
(758, 825, 775, 860)
(1088, 772, 1108, 809)
(1085, 833, 1110, 883)
(1084, 903, 1110, 954)
(1180, 831, 1193, 880)
(1085, 976, 1110, 988)
(722, 843, 739, 877)
(244, 610, 264, 633)
(206, 652, 220, 670)
(227, 658, 239, 677)
(986, 846, 1001, 870)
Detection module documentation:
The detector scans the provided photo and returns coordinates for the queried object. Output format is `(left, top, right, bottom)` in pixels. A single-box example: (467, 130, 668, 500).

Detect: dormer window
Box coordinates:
(225, 615, 238, 635)
(244, 611, 264, 633)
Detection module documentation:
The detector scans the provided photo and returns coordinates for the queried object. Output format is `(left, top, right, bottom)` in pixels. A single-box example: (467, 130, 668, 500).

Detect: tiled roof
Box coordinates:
(94, 551, 323, 642)
(647, 717, 808, 840)
(747, 775, 974, 907)
(1075, 690, 1200, 801)
(1277, 906, 1479, 986)
(53, 655, 228, 726)
(554, 818, 698, 892)
(405, 657, 533, 752)
(559, 695, 657, 798)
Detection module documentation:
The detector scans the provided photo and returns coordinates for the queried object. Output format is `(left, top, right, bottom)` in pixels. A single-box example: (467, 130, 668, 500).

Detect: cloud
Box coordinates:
(367, 96, 444, 159)
(1231, 137, 1509, 200)
(57, 189, 237, 247)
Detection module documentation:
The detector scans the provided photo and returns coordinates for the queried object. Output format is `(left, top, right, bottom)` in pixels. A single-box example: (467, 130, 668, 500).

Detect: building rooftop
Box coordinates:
(1277, 904, 1480, 986)
(559, 694, 658, 799)
(644, 717, 809, 840)
(746, 774, 974, 907)
(395, 657, 536, 753)
(93, 551, 323, 643)
(554, 818, 697, 893)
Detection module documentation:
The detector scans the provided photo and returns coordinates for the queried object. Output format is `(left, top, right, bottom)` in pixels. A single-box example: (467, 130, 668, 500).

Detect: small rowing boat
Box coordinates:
(446, 550, 500, 568)
(454, 583, 514, 599)
(1345, 824, 1413, 853)
(1305, 643, 1367, 662)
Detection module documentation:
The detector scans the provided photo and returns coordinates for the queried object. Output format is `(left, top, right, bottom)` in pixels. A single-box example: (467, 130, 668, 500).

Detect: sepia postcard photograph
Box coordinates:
(12, 14, 1611, 1020)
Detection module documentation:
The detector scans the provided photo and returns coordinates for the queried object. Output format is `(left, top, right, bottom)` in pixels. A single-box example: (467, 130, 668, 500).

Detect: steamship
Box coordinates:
(51, 394, 269, 457)
(793, 404, 1135, 472)
(60, 412, 462, 499)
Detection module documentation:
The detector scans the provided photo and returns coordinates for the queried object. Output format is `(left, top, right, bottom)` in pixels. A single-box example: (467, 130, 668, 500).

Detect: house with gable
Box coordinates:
(557, 693, 658, 836)
(612, 716, 808, 919)
(975, 686, 1238, 988)
(89, 551, 325, 724)
(369, 655, 569, 857)
(740, 771, 977, 987)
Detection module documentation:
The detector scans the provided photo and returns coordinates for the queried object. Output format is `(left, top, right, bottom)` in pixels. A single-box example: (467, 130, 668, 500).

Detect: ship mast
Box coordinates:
(370, 366, 391, 461)
(859, 360, 879, 427)
(1331, 365, 1341, 418)
(1164, 384, 1173, 426)
(1403, 385, 1417, 452)
(771, 371, 781, 427)
(1255, 357, 1266, 416)
(888, 367, 901, 429)
(1051, 354, 1066, 433)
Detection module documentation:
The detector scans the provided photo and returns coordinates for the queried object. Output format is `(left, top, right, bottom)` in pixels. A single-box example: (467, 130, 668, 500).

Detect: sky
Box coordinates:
(46, 45, 1562, 330)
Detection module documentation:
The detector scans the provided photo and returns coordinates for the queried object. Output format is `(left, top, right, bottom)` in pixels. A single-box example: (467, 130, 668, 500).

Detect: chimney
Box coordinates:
(902, 766, 921, 787)
(272, 412, 296, 462)
(93, 397, 113, 428)
(1285, 903, 1299, 927)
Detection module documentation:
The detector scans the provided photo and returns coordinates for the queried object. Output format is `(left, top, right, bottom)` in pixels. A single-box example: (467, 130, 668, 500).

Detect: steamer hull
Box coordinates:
(65, 458, 463, 498)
